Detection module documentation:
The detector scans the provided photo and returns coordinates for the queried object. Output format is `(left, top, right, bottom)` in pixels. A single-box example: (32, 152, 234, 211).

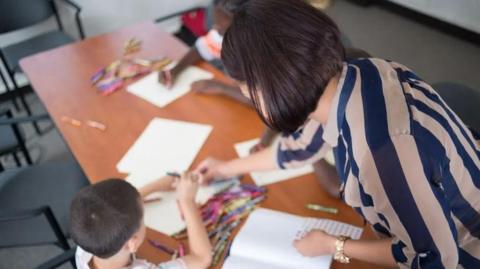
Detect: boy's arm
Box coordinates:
(160, 48, 202, 87)
(179, 199, 212, 268)
(137, 176, 175, 198)
(177, 173, 212, 269)
(172, 48, 202, 75)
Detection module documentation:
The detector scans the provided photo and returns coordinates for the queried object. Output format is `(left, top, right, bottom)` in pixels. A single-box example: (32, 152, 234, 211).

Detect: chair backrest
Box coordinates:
(0, 0, 55, 34)
(433, 82, 480, 134)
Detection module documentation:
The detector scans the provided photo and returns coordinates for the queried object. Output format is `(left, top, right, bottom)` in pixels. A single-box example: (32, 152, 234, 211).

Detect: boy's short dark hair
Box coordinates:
(70, 179, 143, 258)
(222, 0, 345, 133)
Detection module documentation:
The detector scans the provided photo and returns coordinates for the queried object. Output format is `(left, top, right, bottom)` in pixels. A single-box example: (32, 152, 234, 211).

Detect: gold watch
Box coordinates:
(333, 236, 351, 264)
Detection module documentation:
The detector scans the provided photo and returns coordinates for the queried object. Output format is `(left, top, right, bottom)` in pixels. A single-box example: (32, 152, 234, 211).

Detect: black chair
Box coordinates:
(0, 108, 47, 170)
(432, 82, 480, 137)
(0, 159, 89, 268)
(0, 0, 84, 134)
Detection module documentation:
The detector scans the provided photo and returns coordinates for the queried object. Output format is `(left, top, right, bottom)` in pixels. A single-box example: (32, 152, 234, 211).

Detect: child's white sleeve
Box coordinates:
(195, 29, 223, 62)
(157, 258, 187, 269)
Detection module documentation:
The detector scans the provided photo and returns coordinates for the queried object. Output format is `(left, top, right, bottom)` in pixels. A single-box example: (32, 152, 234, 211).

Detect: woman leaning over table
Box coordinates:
(194, 0, 480, 268)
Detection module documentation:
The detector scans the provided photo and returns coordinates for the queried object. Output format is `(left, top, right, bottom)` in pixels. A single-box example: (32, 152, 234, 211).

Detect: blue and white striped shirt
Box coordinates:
(277, 58, 480, 269)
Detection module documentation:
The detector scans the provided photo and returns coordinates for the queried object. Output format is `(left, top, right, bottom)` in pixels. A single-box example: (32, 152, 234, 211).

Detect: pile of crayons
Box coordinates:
(149, 183, 267, 266)
(202, 184, 267, 266)
(90, 37, 172, 95)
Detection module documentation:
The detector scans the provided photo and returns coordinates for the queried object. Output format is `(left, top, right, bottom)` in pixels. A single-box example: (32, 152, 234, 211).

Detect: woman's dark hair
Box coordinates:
(70, 179, 143, 258)
(222, 0, 345, 133)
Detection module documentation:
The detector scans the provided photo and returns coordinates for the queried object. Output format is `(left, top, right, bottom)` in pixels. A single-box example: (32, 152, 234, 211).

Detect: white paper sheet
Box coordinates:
(127, 66, 213, 107)
(234, 139, 314, 186)
(234, 138, 336, 186)
(117, 118, 212, 188)
(142, 179, 239, 236)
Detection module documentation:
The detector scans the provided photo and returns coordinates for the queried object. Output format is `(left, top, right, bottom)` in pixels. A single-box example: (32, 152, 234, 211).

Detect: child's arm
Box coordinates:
(137, 176, 176, 198)
(159, 48, 202, 87)
(177, 173, 212, 269)
(191, 80, 252, 106)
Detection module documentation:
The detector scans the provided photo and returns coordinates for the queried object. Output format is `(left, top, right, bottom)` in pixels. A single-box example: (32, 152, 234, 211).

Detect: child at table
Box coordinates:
(159, 0, 249, 105)
(70, 173, 212, 269)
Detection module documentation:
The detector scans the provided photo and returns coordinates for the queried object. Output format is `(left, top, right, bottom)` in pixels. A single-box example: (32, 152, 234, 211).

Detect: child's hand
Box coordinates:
(191, 79, 225, 95)
(176, 172, 201, 203)
(158, 69, 176, 88)
(293, 230, 336, 257)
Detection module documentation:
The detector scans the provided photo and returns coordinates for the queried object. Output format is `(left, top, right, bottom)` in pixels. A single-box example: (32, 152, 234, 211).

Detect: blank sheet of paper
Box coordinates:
(117, 118, 212, 188)
(142, 178, 239, 236)
(234, 138, 314, 186)
(127, 66, 213, 107)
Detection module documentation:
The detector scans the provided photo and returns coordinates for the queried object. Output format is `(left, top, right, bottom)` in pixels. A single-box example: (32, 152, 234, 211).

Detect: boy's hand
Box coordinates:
(158, 69, 177, 88)
(176, 172, 201, 203)
(293, 230, 336, 257)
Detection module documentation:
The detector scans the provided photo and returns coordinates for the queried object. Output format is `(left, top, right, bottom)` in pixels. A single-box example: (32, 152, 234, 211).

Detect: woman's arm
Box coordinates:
(293, 230, 396, 268)
(194, 145, 278, 182)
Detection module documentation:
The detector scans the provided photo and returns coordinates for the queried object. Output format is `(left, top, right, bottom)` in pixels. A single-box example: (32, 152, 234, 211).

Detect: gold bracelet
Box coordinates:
(334, 236, 351, 264)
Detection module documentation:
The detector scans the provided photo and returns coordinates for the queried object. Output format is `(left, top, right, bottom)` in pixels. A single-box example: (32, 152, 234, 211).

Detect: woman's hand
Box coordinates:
(293, 230, 336, 257)
(194, 157, 231, 184)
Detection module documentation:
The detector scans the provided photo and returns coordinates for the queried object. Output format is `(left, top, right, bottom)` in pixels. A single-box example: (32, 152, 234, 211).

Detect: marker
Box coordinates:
(178, 243, 185, 257)
(306, 203, 338, 214)
(148, 239, 175, 255)
(143, 197, 162, 203)
(167, 172, 181, 178)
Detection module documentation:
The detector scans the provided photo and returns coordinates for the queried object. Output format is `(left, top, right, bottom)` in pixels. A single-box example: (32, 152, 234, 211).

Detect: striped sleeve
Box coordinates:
(194, 29, 223, 61)
(364, 134, 459, 269)
(276, 120, 331, 169)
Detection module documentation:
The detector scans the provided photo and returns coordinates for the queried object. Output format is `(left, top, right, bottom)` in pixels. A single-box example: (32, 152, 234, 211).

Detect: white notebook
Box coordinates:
(127, 66, 213, 107)
(117, 118, 212, 188)
(223, 208, 363, 269)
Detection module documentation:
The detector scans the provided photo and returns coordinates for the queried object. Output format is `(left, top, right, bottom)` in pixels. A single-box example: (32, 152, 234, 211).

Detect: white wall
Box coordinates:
(388, 0, 480, 34)
(0, 0, 211, 93)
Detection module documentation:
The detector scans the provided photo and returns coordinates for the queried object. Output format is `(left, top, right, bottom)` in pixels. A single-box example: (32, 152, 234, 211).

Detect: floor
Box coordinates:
(1, 0, 479, 268)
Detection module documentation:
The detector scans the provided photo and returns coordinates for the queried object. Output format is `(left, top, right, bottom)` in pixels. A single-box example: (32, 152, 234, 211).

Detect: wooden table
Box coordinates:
(21, 22, 387, 269)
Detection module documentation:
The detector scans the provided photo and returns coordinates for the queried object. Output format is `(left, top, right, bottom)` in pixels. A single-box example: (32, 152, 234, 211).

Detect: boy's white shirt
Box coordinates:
(76, 247, 186, 269)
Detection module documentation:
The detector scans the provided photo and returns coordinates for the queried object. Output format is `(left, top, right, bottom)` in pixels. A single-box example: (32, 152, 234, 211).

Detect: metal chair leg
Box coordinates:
(9, 73, 42, 135)
(20, 145, 33, 165)
(0, 68, 20, 110)
(12, 152, 21, 167)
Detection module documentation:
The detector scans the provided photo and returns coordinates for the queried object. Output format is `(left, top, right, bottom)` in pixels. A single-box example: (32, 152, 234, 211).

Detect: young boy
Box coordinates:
(159, 0, 249, 105)
(70, 173, 212, 269)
